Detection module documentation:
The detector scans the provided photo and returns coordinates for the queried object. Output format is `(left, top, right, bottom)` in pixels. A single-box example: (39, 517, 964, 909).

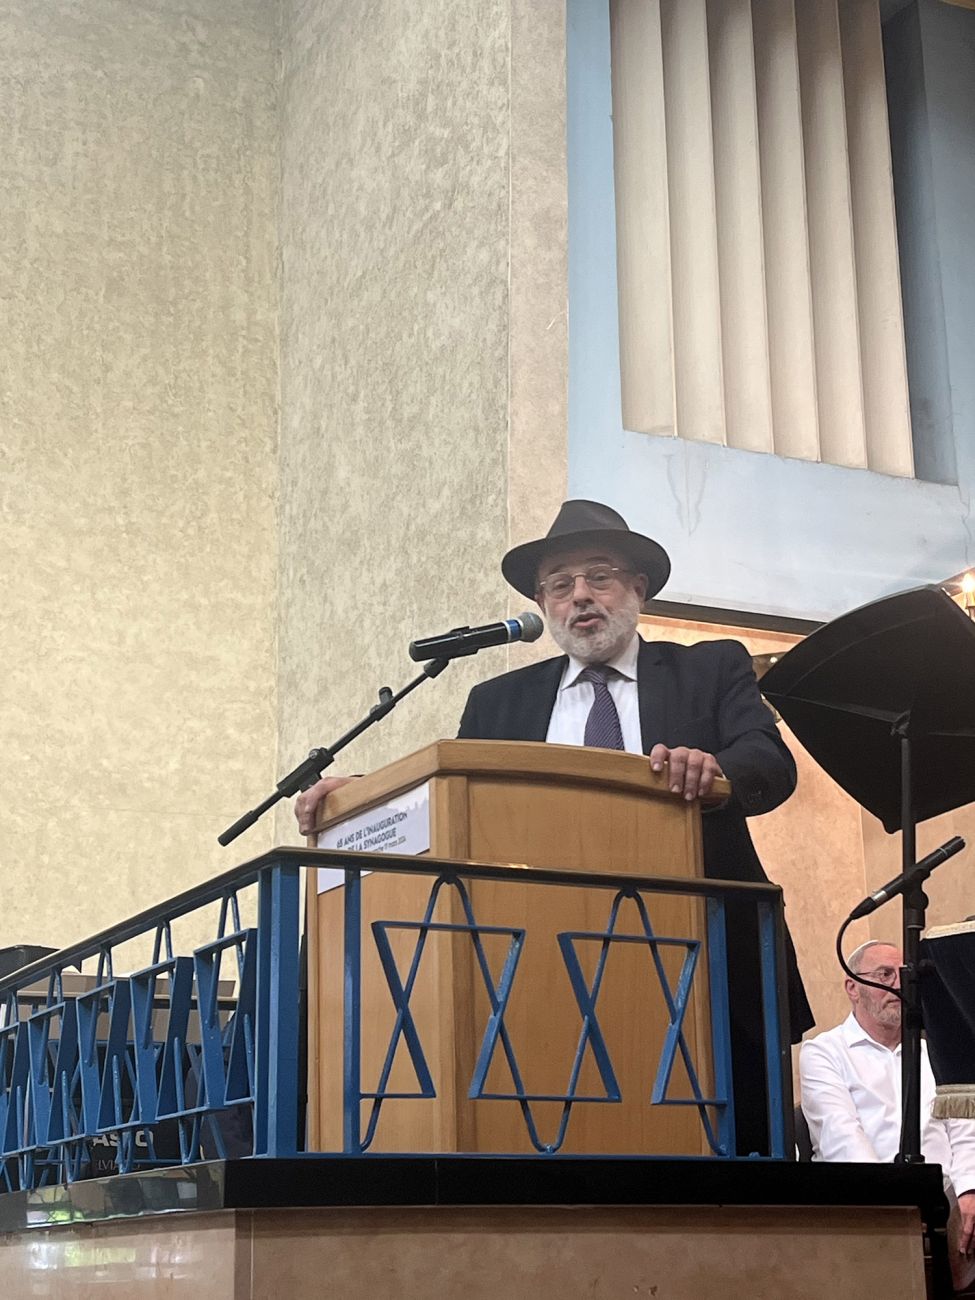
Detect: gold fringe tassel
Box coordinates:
(932, 1085, 975, 1120)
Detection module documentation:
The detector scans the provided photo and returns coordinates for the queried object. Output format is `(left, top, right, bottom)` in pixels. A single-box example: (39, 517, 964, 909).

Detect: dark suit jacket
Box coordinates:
(458, 636, 814, 1042)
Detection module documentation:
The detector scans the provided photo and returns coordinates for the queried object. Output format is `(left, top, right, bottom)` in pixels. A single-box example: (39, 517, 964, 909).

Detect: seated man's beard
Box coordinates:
(548, 589, 642, 663)
(873, 999, 902, 1028)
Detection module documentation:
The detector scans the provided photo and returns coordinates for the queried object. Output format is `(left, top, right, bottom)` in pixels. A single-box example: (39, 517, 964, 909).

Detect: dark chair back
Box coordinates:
(0, 945, 56, 981)
(794, 1104, 814, 1162)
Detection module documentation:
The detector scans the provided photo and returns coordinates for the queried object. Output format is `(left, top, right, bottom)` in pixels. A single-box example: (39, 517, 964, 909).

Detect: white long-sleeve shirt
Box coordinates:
(799, 1013, 975, 1197)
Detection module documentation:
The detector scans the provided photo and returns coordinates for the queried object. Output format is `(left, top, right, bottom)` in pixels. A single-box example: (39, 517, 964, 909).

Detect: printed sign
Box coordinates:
(316, 781, 431, 893)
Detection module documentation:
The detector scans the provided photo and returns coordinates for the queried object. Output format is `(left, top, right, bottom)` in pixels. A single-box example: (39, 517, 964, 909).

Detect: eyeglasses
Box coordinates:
(538, 566, 634, 601)
(858, 965, 900, 986)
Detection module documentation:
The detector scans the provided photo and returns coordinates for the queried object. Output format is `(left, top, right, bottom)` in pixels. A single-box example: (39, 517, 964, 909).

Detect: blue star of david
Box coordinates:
(360, 878, 734, 1156)
(553, 889, 730, 1154)
(364, 878, 527, 1152)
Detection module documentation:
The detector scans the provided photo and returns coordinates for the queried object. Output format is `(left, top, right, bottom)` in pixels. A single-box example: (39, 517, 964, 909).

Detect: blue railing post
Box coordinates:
(343, 867, 362, 1153)
(254, 860, 301, 1157)
(757, 897, 792, 1159)
(706, 897, 736, 1158)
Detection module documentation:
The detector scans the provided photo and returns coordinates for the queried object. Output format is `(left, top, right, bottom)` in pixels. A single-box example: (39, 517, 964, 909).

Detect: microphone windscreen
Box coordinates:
(517, 611, 544, 642)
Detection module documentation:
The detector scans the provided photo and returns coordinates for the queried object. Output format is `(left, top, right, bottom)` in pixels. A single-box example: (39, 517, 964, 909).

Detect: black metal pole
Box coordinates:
(896, 725, 925, 1164)
(771, 888, 797, 1160)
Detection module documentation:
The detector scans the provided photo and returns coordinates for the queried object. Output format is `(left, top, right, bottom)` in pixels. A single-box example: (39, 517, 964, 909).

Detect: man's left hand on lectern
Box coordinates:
(295, 776, 358, 836)
(649, 744, 724, 802)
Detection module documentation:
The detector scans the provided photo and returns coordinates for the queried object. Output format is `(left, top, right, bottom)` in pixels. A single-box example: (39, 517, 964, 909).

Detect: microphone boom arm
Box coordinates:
(217, 658, 450, 847)
(847, 836, 965, 920)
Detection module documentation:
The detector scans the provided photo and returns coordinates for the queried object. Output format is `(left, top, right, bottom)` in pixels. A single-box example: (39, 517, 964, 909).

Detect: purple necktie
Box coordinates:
(580, 664, 625, 751)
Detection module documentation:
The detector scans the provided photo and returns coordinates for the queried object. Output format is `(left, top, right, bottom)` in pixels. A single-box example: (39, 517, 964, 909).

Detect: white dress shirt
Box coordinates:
(799, 1012, 975, 1197)
(545, 633, 644, 754)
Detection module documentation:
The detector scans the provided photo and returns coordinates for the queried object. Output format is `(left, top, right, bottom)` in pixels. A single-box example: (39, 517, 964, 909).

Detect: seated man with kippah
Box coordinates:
(800, 939, 975, 1286)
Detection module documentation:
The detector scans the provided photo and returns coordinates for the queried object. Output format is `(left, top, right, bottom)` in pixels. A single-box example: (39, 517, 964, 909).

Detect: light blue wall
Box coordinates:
(567, 0, 974, 623)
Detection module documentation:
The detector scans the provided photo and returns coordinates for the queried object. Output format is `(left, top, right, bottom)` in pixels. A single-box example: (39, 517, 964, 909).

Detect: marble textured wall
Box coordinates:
(0, 0, 280, 948)
(274, 0, 565, 845)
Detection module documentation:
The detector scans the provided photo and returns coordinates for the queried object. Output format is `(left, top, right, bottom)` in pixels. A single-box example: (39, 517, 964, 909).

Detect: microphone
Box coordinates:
(409, 611, 544, 662)
(848, 836, 966, 920)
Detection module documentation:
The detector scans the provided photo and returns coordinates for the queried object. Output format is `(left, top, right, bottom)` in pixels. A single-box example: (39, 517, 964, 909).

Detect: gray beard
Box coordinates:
(873, 1002, 902, 1028)
(547, 591, 642, 664)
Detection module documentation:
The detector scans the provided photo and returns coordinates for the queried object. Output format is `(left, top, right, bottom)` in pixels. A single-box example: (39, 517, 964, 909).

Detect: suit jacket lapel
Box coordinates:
(636, 637, 666, 754)
(520, 656, 566, 742)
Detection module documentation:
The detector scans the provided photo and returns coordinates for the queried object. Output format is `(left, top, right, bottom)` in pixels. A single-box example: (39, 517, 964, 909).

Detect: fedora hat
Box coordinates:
(501, 499, 671, 606)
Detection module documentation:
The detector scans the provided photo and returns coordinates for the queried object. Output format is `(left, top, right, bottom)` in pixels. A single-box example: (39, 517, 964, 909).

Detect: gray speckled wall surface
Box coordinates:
(0, 0, 280, 947)
(0, 0, 572, 947)
(276, 0, 515, 822)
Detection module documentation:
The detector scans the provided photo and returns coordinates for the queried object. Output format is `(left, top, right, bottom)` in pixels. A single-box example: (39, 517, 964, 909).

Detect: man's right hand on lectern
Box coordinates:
(295, 776, 358, 836)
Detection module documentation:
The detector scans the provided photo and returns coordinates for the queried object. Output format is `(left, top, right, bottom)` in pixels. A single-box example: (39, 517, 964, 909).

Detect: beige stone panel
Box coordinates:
(0, 0, 280, 948)
(243, 1205, 925, 1299)
(507, 0, 569, 587)
(2, 803, 262, 960)
(0, 1204, 927, 1297)
(6, 0, 274, 39)
(275, 0, 512, 846)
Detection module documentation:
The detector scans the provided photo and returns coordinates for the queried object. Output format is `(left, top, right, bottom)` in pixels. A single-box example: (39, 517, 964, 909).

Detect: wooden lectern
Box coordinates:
(306, 740, 729, 1156)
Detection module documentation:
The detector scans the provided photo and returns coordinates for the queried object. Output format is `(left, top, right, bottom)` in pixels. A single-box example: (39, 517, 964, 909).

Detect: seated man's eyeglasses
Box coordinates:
(858, 965, 900, 986)
(538, 566, 633, 600)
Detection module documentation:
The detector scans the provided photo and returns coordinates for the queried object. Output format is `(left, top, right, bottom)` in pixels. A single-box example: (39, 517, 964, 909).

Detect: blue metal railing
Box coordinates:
(338, 856, 790, 1160)
(0, 849, 792, 1192)
(0, 852, 301, 1192)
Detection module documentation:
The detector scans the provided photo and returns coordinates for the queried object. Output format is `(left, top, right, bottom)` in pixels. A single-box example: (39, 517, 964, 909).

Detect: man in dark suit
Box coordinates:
(458, 499, 813, 1154)
(296, 498, 813, 1152)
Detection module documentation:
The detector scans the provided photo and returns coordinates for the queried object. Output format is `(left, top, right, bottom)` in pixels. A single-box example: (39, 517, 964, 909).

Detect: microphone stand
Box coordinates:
(835, 717, 966, 1165)
(833, 717, 947, 1164)
(895, 720, 925, 1166)
(218, 658, 450, 847)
